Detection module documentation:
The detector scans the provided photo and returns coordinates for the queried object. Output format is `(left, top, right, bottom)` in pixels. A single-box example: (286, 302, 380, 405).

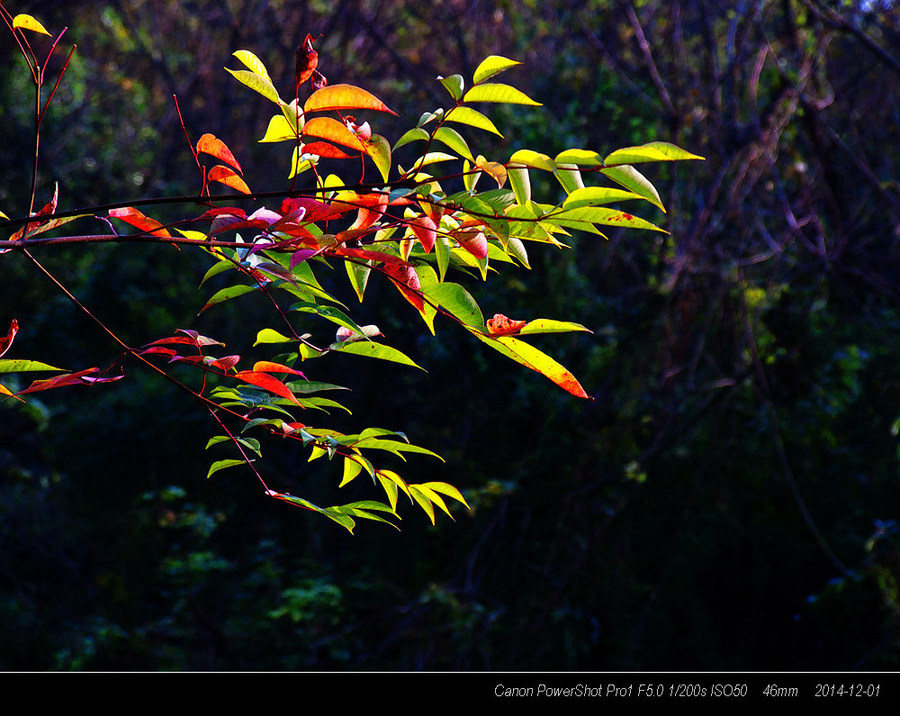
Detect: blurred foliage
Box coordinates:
(2, 0, 900, 670)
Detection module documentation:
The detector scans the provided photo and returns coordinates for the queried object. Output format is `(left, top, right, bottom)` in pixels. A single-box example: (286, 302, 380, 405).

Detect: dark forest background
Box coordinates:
(1, 0, 899, 670)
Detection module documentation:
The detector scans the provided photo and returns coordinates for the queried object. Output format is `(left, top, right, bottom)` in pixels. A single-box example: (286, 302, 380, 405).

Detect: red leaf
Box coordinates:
(18, 367, 123, 395)
(196, 133, 242, 174)
(108, 207, 171, 238)
(0, 319, 19, 358)
(301, 141, 354, 159)
(235, 370, 300, 404)
(295, 33, 319, 89)
(12, 183, 58, 240)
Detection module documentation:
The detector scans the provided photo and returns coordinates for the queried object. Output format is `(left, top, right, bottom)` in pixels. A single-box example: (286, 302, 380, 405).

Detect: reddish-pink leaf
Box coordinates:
(18, 367, 123, 394)
(486, 313, 528, 336)
(108, 207, 171, 238)
(408, 215, 437, 253)
(196, 133, 243, 173)
(207, 165, 251, 194)
(304, 84, 396, 115)
(452, 224, 488, 259)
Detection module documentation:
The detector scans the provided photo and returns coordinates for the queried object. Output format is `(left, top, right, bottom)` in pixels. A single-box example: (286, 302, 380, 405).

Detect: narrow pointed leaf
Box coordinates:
(463, 83, 541, 106)
(444, 107, 503, 136)
(473, 56, 521, 84)
(12, 14, 51, 35)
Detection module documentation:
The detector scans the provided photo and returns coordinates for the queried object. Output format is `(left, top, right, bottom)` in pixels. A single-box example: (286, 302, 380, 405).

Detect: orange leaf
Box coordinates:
(196, 133, 242, 173)
(0, 319, 19, 358)
(108, 207, 171, 238)
(302, 117, 366, 152)
(304, 83, 396, 115)
(235, 370, 300, 404)
(251, 361, 306, 377)
(207, 165, 251, 194)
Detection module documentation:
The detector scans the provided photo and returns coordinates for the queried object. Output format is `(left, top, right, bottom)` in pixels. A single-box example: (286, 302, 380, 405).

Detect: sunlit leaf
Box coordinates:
(367, 134, 392, 182)
(197, 133, 243, 173)
(260, 114, 298, 143)
(331, 340, 423, 369)
(12, 14, 51, 35)
(463, 83, 541, 106)
(304, 84, 395, 114)
(302, 117, 365, 152)
(599, 165, 664, 211)
(468, 328, 590, 398)
(473, 55, 521, 84)
(108, 207, 171, 238)
(605, 141, 705, 165)
(444, 106, 503, 136)
(0, 358, 63, 373)
(231, 49, 273, 82)
(234, 370, 300, 403)
(207, 165, 251, 194)
(226, 67, 281, 105)
(434, 126, 474, 162)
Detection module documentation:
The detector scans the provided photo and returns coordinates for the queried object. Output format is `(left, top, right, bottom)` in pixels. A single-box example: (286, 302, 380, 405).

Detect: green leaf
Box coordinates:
(231, 49, 273, 82)
(473, 56, 521, 84)
(331, 340, 423, 369)
(467, 328, 589, 398)
(0, 359, 63, 373)
(508, 149, 556, 172)
(422, 281, 485, 328)
(599, 165, 664, 211)
(393, 127, 430, 151)
(553, 164, 584, 195)
(549, 206, 665, 232)
(604, 141, 705, 165)
(518, 319, 592, 335)
(367, 134, 392, 182)
(200, 284, 257, 313)
(554, 149, 604, 167)
(225, 68, 281, 105)
(438, 74, 465, 100)
(444, 107, 503, 137)
(463, 83, 541, 106)
(508, 166, 531, 205)
(433, 126, 474, 162)
(254, 328, 295, 345)
(562, 186, 646, 209)
(207, 459, 245, 478)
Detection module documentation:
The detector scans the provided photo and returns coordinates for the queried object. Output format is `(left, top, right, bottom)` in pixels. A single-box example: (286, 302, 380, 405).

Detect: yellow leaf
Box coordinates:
(12, 14, 51, 36)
